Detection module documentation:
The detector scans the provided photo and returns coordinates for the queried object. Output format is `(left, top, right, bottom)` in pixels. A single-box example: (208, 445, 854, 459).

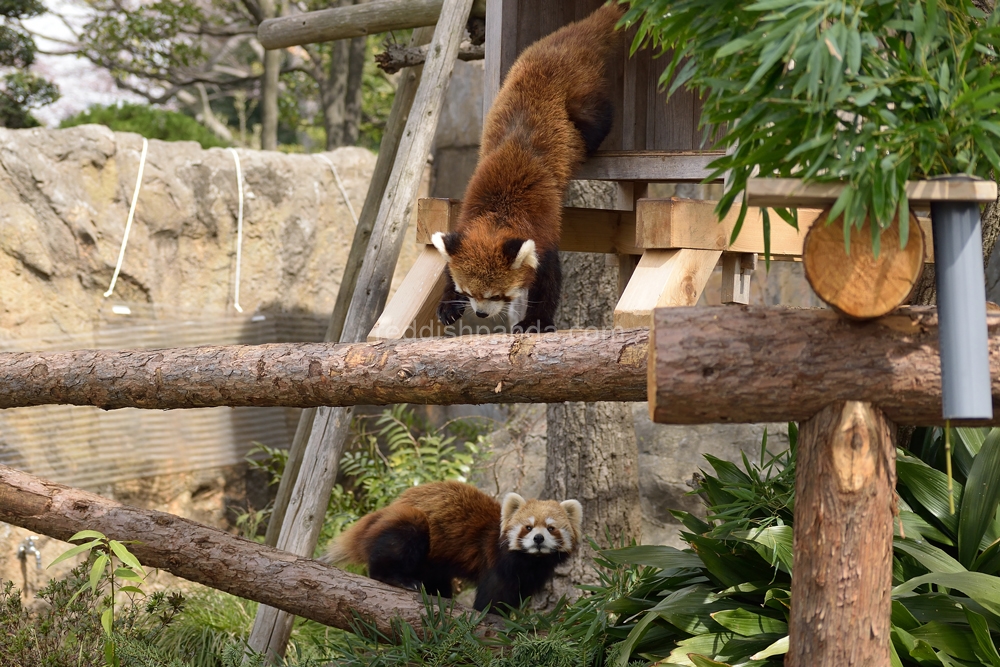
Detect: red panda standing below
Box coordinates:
(433, 3, 625, 333)
(325, 481, 583, 611)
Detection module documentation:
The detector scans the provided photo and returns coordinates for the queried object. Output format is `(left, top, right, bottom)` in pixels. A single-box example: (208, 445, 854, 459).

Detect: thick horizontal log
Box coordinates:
(259, 0, 486, 50)
(0, 329, 649, 410)
(0, 464, 500, 636)
(650, 306, 1000, 425)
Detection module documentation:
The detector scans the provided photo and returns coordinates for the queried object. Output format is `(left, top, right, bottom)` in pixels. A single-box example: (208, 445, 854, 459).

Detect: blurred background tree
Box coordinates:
(1, 0, 59, 127)
(31, 0, 398, 151)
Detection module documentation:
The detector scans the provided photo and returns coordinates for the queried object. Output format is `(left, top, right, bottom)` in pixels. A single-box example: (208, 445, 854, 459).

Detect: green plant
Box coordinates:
(623, 0, 1000, 252)
(61, 103, 231, 149)
(0, 0, 59, 128)
(322, 405, 486, 546)
(49, 530, 151, 667)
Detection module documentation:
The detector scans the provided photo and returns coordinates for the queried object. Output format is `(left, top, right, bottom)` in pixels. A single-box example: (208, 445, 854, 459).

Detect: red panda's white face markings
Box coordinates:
(432, 230, 538, 319)
(500, 493, 583, 555)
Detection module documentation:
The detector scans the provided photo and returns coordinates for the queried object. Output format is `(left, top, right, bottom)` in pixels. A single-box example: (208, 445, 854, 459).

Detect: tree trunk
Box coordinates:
(538, 182, 642, 607)
(343, 31, 367, 145)
(0, 464, 503, 638)
(320, 0, 354, 150)
(259, 0, 280, 150)
(789, 402, 896, 667)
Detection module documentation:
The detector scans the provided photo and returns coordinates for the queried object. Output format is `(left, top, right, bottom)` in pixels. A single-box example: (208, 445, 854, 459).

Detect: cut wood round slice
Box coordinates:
(803, 208, 924, 320)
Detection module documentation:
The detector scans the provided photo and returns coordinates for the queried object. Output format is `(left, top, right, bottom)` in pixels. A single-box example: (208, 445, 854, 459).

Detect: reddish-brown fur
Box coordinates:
(435, 4, 625, 330)
(329, 481, 503, 579)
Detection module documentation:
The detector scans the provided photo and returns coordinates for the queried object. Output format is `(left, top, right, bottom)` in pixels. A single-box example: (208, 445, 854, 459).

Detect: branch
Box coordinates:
(0, 464, 503, 637)
(0, 329, 649, 410)
(375, 41, 484, 74)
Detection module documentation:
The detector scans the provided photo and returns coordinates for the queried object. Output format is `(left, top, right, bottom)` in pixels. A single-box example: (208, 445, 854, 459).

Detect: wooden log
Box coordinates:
(789, 402, 895, 667)
(375, 42, 484, 74)
(647, 306, 1000, 425)
(0, 330, 649, 410)
(803, 209, 925, 319)
(747, 177, 998, 207)
(258, 0, 486, 49)
(0, 464, 500, 638)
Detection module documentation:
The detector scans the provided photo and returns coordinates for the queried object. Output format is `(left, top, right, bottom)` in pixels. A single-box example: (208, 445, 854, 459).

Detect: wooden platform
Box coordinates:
(368, 197, 937, 340)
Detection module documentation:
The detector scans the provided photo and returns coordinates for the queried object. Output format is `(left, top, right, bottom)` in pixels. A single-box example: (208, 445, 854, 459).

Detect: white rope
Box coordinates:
(317, 154, 359, 226)
(103, 137, 148, 298)
(230, 148, 244, 313)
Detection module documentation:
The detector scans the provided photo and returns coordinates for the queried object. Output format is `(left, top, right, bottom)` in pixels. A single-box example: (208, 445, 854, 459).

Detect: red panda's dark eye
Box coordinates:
(489, 296, 503, 301)
(546, 526, 554, 532)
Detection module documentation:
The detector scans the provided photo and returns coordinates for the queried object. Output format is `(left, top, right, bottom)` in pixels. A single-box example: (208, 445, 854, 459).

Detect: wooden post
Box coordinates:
(721, 252, 756, 304)
(264, 26, 434, 548)
(789, 401, 896, 667)
(247, 0, 475, 659)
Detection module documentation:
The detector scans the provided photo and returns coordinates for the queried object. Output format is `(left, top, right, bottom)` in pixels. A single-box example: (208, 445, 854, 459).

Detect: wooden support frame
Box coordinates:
(721, 252, 756, 304)
(613, 249, 722, 328)
(747, 177, 998, 207)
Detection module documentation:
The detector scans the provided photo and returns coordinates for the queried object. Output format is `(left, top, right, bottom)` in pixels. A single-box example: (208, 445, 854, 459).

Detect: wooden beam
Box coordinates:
(0, 329, 649, 409)
(574, 151, 723, 181)
(636, 198, 934, 260)
(415, 198, 640, 254)
(747, 177, 998, 208)
(258, 0, 486, 49)
(648, 306, 1000, 426)
(613, 249, 722, 328)
(367, 246, 449, 340)
(0, 464, 501, 638)
(720, 252, 756, 304)
(790, 402, 894, 667)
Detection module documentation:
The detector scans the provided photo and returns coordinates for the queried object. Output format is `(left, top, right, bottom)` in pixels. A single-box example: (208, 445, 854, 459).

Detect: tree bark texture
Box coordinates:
(343, 32, 367, 145)
(258, 0, 486, 50)
(789, 402, 896, 667)
(0, 464, 500, 638)
(0, 330, 648, 411)
(375, 42, 484, 74)
(539, 181, 642, 608)
(649, 306, 1000, 425)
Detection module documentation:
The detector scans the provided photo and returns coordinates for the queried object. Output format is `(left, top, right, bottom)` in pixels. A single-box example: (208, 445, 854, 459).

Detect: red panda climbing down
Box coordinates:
(326, 481, 583, 611)
(432, 3, 625, 333)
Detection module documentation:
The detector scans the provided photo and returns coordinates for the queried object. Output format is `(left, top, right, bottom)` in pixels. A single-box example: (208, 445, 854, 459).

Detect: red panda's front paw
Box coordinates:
(437, 298, 467, 326)
(513, 319, 556, 334)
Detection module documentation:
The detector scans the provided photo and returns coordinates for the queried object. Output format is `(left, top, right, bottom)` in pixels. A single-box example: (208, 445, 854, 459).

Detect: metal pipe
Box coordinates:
(17, 535, 41, 570)
(931, 176, 993, 420)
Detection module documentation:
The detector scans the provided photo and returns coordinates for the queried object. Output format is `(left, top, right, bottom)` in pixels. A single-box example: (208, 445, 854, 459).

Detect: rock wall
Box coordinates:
(0, 125, 386, 593)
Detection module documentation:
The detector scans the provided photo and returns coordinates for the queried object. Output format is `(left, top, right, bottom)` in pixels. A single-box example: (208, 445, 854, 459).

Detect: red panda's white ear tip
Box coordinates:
(431, 232, 449, 259)
(512, 239, 538, 270)
(501, 492, 525, 523)
(560, 499, 583, 535)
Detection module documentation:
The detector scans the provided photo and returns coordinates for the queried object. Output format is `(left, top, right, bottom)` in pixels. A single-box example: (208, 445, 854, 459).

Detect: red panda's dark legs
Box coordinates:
(366, 522, 430, 592)
(437, 267, 468, 326)
(513, 248, 561, 333)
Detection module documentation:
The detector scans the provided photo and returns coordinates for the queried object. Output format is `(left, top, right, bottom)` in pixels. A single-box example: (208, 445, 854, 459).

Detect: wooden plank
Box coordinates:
(415, 198, 641, 254)
(258, 0, 486, 49)
(721, 252, 756, 304)
(613, 249, 722, 328)
(368, 247, 448, 341)
(574, 151, 722, 181)
(248, 0, 476, 657)
(747, 177, 999, 207)
(483, 0, 518, 118)
(790, 402, 894, 667)
(636, 198, 936, 260)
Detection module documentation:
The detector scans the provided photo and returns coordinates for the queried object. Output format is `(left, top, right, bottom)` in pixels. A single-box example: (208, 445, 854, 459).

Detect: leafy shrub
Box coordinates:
(61, 103, 230, 149)
(623, 0, 1000, 248)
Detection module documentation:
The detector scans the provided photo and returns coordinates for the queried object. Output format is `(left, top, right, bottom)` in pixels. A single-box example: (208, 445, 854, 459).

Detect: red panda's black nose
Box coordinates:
(533, 534, 545, 545)
(475, 311, 488, 318)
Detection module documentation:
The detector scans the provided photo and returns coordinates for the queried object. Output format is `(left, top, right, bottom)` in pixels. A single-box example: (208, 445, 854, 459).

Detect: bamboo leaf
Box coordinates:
(710, 609, 787, 636)
(958, 428, 1000, 567)
(48, 540, 103, 569)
